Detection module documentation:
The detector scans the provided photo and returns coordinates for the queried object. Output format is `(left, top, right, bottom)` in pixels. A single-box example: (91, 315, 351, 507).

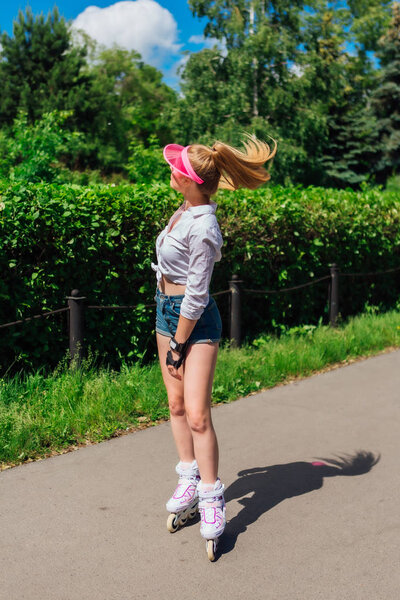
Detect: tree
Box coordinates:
(0, 8, 178, 173)
(90, 46, 176, 145)
(83, 45, 177, 171)
(370, 3, 400, 180)
(0, 8, 91, 127)
(188, 0, 309, 120)
(322, 109, 380, 187)
(178, 0, 394, 186)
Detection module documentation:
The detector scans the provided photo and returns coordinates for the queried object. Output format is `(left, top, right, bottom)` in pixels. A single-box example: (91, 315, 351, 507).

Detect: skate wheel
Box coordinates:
(188, 506, 198, 519)
(206, 539, 217, 561)
(167, 513, 179, 533)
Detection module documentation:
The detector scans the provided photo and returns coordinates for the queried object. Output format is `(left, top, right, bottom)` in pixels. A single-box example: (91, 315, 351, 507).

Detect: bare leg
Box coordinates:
(156, 333, 194, 462)
(183, 342, 219, 484)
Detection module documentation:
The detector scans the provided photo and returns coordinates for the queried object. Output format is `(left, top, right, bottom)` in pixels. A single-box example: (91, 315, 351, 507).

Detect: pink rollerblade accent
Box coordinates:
(172, 482, 197, 505)
(199, 505, 225, 528)
(166, 460, 200, 514)
(197, 479, 226, 540)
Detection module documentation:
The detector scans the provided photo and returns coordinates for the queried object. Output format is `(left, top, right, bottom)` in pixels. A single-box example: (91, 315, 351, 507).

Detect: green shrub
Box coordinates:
(0, 131, 13, 178)
(217, 183, 400, 334)
(0, 180, 399, 377)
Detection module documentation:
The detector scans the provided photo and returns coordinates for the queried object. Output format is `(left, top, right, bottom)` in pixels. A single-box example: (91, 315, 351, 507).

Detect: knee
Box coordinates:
(187, 410, 211, 434)
(168, 395, 185, 417)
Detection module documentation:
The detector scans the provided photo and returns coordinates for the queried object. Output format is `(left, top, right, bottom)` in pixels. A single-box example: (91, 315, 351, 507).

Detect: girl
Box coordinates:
(152, 136, 276, 560)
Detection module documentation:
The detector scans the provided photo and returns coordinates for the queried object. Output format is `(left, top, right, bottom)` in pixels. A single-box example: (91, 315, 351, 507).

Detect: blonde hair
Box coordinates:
(188, 135, 277, 197)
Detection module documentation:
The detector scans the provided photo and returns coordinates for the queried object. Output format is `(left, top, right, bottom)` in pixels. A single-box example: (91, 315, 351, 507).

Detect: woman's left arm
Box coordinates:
(167, 315, 198, 378)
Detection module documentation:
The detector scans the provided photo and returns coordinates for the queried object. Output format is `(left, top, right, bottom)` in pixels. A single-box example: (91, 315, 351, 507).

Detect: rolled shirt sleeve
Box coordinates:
(180, 222, 223, 320)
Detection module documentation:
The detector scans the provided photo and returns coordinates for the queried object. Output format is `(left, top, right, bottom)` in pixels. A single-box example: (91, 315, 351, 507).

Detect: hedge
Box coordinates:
(0, 179, 399, 376)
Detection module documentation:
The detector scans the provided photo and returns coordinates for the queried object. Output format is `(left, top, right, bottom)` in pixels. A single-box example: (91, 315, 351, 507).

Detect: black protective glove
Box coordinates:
(166, 336, 189, 369)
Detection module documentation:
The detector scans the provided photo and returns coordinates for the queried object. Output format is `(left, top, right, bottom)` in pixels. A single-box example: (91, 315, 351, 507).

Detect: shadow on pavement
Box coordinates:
(219, 450, 380, 558)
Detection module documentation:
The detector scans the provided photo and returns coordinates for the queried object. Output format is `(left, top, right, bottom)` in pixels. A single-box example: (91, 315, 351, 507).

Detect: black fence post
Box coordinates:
(329, 264, 339, 327)
(229, 274, 241, 347)
(67, 289, 86, 367)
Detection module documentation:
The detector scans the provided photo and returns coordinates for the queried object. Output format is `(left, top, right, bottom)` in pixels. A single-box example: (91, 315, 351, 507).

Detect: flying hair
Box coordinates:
(187, 134, 277, 197)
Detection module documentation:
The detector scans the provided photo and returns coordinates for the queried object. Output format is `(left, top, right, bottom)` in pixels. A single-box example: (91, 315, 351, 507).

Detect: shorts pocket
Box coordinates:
(167, 300, 181, 318)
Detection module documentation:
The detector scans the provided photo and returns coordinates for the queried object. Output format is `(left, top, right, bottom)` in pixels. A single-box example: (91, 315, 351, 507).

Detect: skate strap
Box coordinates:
(197, 484, 225, 500)
(199, 501, 222, 510)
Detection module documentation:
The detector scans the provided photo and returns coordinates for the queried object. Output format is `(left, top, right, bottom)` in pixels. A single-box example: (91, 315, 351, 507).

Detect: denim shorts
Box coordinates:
(155, 288, 222, 344)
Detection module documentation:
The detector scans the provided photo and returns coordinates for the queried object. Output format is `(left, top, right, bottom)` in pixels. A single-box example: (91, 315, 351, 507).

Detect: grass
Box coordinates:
(1, 309, 400, 470)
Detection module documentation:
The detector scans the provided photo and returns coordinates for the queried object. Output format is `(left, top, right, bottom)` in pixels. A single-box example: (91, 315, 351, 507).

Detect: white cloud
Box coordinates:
(189, 35, 209, 45)
(189, 34, 227, 56)
(72, 0, 180, 67)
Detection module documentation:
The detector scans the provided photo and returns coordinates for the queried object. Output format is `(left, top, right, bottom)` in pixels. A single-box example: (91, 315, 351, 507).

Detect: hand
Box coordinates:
(167, 348, 182, 380)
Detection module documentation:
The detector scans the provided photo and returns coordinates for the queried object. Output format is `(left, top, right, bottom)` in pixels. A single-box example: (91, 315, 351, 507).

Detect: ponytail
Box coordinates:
(188, 134, 277, 197)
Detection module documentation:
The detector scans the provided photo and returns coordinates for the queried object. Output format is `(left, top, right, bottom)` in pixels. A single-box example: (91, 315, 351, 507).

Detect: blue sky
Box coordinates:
(0, 1, 212, 88)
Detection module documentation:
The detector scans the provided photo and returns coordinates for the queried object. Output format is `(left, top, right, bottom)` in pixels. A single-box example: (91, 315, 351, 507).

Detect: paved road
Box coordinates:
(1, 350, 399, 600)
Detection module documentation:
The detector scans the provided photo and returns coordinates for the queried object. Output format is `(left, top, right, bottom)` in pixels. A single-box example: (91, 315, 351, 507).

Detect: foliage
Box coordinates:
(125, 135, 168, 183)
(174, 0, 394, 186)
(371, 3, 400, 180)
(322, 109, 380, 187)
(0, 8, 90, 127)
(0, 2, 397, 186)
(0, 180, 399, 377)
(0, 131, 14, 178)
(85, 46, 178, 171)
(0, 8, 177, 175)
(3, 111, 82, 183)
(385, 174, 400, 192)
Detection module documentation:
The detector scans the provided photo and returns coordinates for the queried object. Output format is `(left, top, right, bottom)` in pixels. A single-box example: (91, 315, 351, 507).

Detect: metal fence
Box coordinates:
(1, 263, 400, 366)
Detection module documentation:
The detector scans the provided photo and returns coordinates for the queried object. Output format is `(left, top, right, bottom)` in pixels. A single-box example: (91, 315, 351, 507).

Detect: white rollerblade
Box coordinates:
(166, 460, 200, 533)
(197, 479, 226, 561)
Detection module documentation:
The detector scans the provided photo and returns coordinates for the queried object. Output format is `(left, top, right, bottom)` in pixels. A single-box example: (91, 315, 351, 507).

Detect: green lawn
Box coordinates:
(1, 309, 399, 469)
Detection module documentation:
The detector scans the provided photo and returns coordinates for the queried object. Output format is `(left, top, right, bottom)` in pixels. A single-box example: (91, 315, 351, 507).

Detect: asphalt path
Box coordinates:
(1, 350, 399, 600)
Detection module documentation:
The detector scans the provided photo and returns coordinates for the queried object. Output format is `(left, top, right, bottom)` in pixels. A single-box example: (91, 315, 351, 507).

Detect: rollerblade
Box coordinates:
(166, 460, 200, 533)
(198, 479, 226, 561)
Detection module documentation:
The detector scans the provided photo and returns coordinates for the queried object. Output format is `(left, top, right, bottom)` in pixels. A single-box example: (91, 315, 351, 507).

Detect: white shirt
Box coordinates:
(151, 201, 223, 320)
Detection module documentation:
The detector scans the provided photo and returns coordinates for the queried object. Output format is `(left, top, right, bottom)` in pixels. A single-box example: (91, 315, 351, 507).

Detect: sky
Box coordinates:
(0, 1, 216, 88)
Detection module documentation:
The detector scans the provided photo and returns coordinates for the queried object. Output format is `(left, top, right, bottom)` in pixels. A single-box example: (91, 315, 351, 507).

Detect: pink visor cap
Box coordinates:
(163, 144, 204, 184)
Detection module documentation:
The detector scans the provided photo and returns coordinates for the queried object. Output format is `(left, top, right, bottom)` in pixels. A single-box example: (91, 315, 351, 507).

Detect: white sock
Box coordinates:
(200, 480, 217, 491)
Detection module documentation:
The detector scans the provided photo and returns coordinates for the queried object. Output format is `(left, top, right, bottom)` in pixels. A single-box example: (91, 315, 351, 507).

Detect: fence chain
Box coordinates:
(243, 275, 331, 295)
(87, 303, 156, 310)
(340, 266, 400, 278)
(0, 307, 69, 330)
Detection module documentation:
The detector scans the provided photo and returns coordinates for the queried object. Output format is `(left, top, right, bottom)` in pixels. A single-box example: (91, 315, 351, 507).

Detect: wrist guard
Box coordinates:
(166, 337, 189, 369)
(169, 336, 188, 354)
